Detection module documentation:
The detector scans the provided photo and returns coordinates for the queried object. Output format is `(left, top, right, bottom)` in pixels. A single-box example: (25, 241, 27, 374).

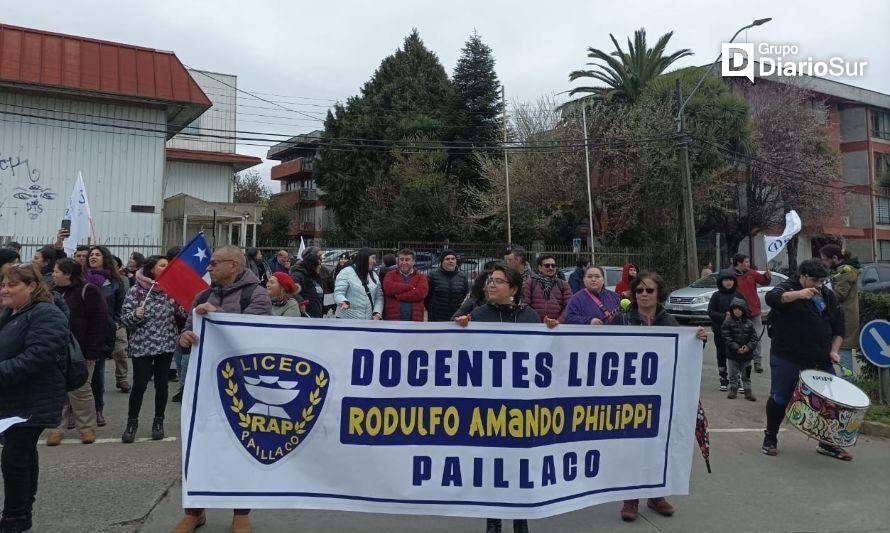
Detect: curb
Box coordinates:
(861, 420, 890, 439)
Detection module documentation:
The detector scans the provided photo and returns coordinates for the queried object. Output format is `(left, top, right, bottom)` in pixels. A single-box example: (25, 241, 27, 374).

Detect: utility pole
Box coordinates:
(675, 79, 698, 284)
(503, 86, 512, 246)
(582, 105, 596, 264)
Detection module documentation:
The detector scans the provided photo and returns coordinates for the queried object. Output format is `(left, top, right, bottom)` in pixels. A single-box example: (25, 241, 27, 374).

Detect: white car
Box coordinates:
(664, 271, 788, 324)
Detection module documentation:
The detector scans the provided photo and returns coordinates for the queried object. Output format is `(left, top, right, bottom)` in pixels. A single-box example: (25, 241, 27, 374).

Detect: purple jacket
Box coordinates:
(562, 288, 622, 325)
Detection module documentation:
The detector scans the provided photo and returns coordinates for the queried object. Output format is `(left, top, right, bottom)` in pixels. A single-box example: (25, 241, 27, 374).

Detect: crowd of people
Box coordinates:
(0, 236, 862, 533)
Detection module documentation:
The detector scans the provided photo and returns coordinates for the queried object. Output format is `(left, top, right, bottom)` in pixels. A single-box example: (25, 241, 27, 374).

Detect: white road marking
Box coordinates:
(39, 437, 178, 445)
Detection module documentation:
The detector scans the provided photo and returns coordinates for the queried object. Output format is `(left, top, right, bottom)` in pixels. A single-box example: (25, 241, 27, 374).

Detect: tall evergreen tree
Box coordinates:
(452, 31, 503, 148)
(316, 30, 463, 238)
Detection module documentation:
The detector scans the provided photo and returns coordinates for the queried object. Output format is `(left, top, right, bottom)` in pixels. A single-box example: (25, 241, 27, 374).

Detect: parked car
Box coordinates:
(665, 271, 788, 324)
(321, 249, 356, 268)
(858, 262, 890, 294)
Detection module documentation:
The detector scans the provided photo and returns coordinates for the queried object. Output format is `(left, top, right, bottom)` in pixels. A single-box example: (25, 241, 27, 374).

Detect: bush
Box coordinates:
(857, 292, 890, 377)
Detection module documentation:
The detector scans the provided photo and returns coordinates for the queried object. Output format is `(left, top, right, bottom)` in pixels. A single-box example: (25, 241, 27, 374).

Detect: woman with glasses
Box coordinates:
(334, 247, 383, 320)
(0, 264, 68, 533)
(455, 264, 556, 533)
(120, 255, 185, 443)
(606, 271, 707, 522)
(563, 265, 622, 325)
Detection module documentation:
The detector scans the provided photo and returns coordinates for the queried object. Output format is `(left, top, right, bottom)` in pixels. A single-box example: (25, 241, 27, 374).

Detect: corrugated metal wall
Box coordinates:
(164, 160, 233, 202)
(0, 91, 165, 243)
(166, 69, 236, 154)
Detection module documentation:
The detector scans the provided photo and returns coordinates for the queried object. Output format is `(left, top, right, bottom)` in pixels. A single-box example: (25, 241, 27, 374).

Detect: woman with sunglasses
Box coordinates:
(563, 265, 621, 325)
(606, 271, 707, 523)
(0, 264, 68, 533)
(455, 264, 556, 533)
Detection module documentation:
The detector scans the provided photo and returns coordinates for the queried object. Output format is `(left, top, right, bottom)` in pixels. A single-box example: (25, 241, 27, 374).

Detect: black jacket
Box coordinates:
(765, 279, 845, 365)
(291, 265, 324, 318)
(426, 267, 470, 322)
(55, 280, 110, 360)
(721, 299, 758, 360)
(469, 303, 540, 324)
(0, 300, 68, 428)
(609, 304, 679, 327)
(707, 269, 747, 329)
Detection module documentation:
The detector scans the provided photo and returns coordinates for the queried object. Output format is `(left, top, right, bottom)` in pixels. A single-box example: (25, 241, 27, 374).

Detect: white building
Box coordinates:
(0, 24, 261, 258)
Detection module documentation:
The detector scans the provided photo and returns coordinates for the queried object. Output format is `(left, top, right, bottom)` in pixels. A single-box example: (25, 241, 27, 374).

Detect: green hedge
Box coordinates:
(857, 292, 890, 376)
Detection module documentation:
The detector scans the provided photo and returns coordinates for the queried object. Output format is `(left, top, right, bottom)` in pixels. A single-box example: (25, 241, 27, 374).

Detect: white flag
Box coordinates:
(764, 210, 802, 262)
(62, 172, 94, 254)
(297, 235, 306, 260)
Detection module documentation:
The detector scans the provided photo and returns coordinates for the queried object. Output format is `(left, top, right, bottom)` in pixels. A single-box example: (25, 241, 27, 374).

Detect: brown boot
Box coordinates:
(231, 513, 251, 533)
(81, 430, 96, 444)
(727, 388, 737, 399)
(745, 390, 757, 402)
(173, 511, 206, 533)
(46, 431, 64, 446)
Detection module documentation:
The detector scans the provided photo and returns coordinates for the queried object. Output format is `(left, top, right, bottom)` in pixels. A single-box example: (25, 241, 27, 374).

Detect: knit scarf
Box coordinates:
(135, 269, 165, 295)
(85, 267, 110, 287)
(533, 273, 557, 299)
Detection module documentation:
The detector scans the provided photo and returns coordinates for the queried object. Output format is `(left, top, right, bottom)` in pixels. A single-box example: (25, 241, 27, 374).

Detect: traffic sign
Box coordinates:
(859, 319, 890, 368)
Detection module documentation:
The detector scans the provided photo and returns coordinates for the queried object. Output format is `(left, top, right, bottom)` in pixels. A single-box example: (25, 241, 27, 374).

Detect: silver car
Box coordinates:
(665, 271, 788, 324)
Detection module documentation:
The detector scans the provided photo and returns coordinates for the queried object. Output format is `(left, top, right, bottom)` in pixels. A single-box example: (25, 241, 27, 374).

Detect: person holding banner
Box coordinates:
(175, 245, 271, 533)
(607, 271, 707, 522)
(0, 263, 68, 533)
(120, 256, 187, 443)
(267, 272, 304, 318)
(761, 259, 850, 460)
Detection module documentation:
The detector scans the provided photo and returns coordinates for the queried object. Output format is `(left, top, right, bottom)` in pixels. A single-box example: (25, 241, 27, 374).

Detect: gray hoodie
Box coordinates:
(183, 269, 272, 333)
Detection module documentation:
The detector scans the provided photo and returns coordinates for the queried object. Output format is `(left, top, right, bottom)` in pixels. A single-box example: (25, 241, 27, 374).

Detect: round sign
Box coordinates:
(859, 319, 890, 368)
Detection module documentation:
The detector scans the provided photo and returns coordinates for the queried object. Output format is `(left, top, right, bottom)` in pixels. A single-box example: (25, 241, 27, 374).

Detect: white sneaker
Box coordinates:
(738, 387, 745, 393)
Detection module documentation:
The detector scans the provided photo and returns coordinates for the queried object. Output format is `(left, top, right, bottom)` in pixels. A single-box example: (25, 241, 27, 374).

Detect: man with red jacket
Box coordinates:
(383, 249, 429, 321)
(731, 253, 771, 373)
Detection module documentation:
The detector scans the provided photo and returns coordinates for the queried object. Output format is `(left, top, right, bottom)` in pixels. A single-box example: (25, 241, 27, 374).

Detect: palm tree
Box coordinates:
(569, 28, 693, 103)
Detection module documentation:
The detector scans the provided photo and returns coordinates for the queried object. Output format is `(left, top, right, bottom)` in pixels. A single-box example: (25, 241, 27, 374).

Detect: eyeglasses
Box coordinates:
(541, 263, 557, 268)
(635, 287, 656, 295)
(485, 277, 509, 286)
(208, 259, 236, 267)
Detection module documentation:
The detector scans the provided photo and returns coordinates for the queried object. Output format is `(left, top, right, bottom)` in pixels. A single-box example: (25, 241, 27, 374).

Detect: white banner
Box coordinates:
(181, 314, 703, 519)
(764, 210, 802, 263)
(61, 172, 94, 254)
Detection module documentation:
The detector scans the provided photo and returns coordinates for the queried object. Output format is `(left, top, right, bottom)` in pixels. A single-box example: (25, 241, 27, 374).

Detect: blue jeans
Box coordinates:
(769, 354, 835, 407)
(174, 347, 190, 392)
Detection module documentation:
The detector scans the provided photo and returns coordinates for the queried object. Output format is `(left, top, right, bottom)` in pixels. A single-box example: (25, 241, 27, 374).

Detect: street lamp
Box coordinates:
(675, 17, 771, 283)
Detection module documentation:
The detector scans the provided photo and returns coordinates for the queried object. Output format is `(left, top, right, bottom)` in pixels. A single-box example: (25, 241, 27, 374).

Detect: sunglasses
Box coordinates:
(634, 287, 656, 295)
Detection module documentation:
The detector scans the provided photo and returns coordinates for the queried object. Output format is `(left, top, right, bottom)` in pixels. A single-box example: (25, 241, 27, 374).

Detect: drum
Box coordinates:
(786, 369, 870, 447)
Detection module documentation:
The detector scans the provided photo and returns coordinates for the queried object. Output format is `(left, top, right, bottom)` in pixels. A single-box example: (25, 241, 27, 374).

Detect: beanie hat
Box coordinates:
(0, 248, 20, 268)
(272, 272, 297, 294)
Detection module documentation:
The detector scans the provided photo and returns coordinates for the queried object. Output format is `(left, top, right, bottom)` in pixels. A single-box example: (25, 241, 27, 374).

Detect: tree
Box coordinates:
(233, 170, 270, 204)
(257, 201, 292, 245)
(568, 28, 692, 103)
(316, 30, 464, 238)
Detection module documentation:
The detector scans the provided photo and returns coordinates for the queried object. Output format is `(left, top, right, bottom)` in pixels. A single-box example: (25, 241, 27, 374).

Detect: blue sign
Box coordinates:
(859, 320, 890, 368)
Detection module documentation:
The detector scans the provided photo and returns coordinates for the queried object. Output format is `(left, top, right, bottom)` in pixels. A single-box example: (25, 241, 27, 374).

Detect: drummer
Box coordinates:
(761, 259, 849, 460)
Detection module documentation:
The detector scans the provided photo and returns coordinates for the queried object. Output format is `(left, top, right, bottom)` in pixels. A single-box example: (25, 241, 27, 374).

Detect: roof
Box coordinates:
(267, 130, 323, 160)
(0, 24, 212, 137)
(166, 148, 262, 172)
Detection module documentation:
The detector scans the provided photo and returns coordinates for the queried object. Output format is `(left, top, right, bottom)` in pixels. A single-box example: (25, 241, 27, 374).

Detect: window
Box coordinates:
(879, 240, 890, 262)
(873, 111, 890, 140)
(878, 196, 890, 225)
(876, 153, 890, 188)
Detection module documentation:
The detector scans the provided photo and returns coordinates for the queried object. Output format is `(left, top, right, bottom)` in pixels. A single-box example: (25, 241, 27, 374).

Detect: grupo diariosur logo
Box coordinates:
(721, 43, 868, 83)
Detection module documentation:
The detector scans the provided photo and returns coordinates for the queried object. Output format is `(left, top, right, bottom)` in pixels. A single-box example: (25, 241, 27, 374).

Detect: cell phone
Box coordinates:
(60, 219, 71, 233)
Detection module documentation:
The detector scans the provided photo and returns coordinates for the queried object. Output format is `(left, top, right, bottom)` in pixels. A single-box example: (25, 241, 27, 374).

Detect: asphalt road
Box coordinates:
(6, 333, 890, 533)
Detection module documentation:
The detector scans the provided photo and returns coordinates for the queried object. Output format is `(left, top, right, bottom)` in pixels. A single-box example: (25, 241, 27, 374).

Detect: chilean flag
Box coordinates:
(156, 232, 211, 309)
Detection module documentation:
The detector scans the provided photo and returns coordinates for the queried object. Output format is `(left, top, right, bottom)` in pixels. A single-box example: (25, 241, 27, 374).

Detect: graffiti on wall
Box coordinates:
(1, 147, 54, 220)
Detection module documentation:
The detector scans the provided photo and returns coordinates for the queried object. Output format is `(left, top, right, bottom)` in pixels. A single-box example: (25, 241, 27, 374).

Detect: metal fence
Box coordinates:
(1, 236, 164, 264)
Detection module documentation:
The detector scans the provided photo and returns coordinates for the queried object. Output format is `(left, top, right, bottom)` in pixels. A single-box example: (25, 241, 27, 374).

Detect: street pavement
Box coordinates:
(6, 333, 890, 533)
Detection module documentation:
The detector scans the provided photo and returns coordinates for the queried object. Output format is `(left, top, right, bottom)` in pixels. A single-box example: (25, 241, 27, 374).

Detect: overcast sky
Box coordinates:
(5, 0, 889, 188)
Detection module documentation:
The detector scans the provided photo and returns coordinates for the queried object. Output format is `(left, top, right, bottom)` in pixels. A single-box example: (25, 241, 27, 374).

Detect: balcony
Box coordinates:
(299, 189, 317, 202)
(302, 221, 316, 233)
(271, 157, 315, 181)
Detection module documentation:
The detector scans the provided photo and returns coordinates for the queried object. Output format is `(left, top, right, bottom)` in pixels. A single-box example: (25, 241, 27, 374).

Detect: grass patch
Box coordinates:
(866, 405, 890, 425)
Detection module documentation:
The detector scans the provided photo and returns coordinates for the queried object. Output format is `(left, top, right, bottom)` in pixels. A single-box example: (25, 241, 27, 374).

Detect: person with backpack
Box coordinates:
(174, 246, 271, 533)
(45, 258, 109, 446)
(0, 263, 68, 533)
(521, 254, 572, 322)
(334, 247, 383, 320)
(120, 256, 187, 443)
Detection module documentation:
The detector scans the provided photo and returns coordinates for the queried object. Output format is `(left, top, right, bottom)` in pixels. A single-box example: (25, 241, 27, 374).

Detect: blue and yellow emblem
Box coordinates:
(217, 353, 329, 465)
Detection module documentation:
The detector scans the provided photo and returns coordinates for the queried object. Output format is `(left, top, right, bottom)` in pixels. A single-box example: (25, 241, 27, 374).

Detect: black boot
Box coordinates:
(151, 417, 165, 440)
(485, 518, 502, 533)
(0, 515, 32, 533)
(122, 418, 138, 443)
(513, 519, 529, 533)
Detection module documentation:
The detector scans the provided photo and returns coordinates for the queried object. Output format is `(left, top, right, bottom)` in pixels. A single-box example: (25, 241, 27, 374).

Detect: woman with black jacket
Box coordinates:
(0, 263, 68, 533)
(291, 253, 324, 318)
(707, 269, 748, 391)
(45, 259, 109, 446)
